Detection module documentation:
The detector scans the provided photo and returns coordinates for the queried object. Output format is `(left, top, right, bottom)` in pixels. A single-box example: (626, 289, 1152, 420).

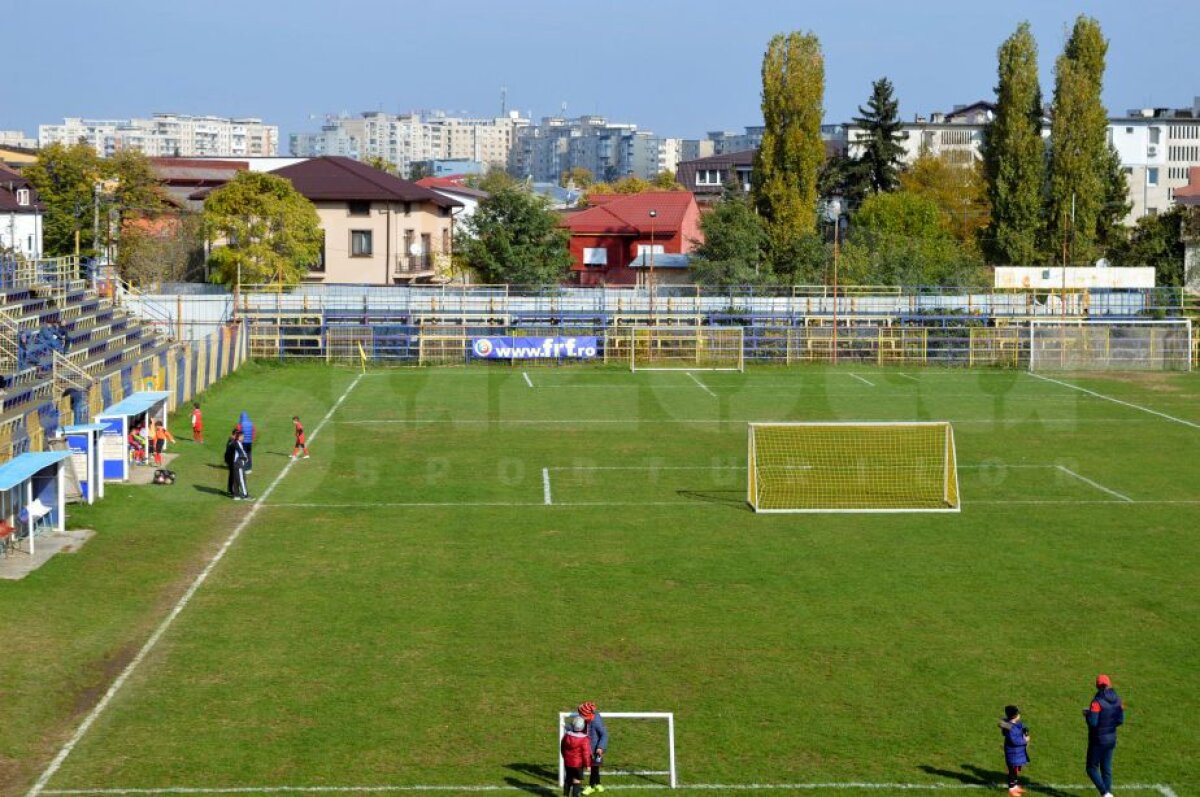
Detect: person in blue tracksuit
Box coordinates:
(998, 704, 1030, 796)
(1084, 674, 1125, 797)
(577, 702, 608, 795)
(236, 411, 256, 472)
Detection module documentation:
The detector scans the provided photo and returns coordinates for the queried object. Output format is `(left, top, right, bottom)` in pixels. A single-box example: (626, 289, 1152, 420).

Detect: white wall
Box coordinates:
(1, 212, 43, 259)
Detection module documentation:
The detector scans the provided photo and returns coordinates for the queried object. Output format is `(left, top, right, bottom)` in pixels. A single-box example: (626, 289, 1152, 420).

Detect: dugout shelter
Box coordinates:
(94, 391, 171, 482)
(0, 451, 71, 556)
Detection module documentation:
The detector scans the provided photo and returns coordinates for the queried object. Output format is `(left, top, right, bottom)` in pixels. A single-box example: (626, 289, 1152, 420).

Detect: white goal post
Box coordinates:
(558, 711, 677, 789)
(605, 326, 745, 372)
(1028, 319, 1193, 372)
(748, 421, 961, 513)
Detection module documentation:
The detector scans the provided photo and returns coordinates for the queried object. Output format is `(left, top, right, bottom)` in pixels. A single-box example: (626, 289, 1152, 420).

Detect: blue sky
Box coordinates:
(5, 0, 1196, 145)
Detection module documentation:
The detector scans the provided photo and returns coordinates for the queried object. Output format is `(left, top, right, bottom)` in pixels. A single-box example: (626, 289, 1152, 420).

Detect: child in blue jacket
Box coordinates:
(999, 704, 1030, 796)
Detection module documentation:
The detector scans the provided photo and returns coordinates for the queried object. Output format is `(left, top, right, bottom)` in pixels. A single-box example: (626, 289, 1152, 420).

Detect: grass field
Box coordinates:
(2, 362, 1198, 797)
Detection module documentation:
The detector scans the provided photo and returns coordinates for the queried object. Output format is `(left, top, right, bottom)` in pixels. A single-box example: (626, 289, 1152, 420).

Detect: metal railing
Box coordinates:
(393, 254, 434, 275)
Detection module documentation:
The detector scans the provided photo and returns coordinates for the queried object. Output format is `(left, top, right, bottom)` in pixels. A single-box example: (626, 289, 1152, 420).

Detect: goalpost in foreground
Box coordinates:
(748, 422, 960, 513)
(606, 326, 744, 371)
(1029, 319, 1193, 372)
(558, 711, 677, 789)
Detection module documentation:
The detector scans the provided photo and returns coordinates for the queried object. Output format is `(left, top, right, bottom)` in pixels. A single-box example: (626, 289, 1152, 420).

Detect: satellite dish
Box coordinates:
(409, 242, 423, 256)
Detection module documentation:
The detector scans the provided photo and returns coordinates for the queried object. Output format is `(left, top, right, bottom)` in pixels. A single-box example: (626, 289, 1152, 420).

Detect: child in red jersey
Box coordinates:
(291, 415, 310, 459)
(191, 402, 203, 443)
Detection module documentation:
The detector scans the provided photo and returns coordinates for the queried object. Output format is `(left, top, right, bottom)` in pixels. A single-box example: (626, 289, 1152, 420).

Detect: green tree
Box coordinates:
(1047, 15, 1112, 264)
(459, 186, 572, 284)
(407, 160, 433, 180)
(900, 153, 991, 253)
(202, 171, 322, 286)
(466, 167, 520, 194)
(982, 21, 1046, 265)
(688, 192, 770, 286)
(118, 212, 205, 286)
(559, 167, 593, 189)
(109, 150, 169, 216)
(363, 156, 398, 175)
(752, 31, 825, 255)
(1107, 206, 1190, 286)
(650, 171, 684, 190)
(851, 77, 905, 194)
(840, 191, 986, 286)
(23, 142, 106, 256)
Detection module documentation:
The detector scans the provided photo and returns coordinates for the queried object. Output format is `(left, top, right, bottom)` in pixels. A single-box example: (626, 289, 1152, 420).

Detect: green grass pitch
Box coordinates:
(2, 362, 1197, 796)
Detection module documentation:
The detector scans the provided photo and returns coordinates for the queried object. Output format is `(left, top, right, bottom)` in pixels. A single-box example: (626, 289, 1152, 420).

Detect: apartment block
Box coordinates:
(509, 115, 677, 183)
(1110, 98, 1200, 222)
(38, 114, 278, 157)
(290, 111, 528, 177)
(0, 130, 37, 150)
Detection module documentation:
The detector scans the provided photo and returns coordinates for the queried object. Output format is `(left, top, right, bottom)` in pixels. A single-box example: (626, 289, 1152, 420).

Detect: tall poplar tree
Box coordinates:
(982, 22, 1046, 265)
(1047, 15, 1112, 265)
(851, 77, 904, 194)
(751, 31, 825, 255)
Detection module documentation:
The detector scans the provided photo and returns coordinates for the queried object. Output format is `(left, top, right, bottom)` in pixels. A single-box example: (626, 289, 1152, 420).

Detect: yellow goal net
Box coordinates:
(747, 422, 960, 513)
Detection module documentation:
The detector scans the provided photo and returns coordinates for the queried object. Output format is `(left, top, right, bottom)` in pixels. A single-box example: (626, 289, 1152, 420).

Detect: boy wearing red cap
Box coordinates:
(1084, 674, 1125, 797)
(578, 702, 608, 795)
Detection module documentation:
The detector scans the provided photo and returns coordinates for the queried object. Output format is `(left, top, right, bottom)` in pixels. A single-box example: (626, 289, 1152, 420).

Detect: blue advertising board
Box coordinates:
(470, 336, 599, 360)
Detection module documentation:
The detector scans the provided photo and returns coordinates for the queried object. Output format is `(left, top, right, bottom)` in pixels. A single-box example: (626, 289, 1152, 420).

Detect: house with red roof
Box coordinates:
(559, 191, 702, 286)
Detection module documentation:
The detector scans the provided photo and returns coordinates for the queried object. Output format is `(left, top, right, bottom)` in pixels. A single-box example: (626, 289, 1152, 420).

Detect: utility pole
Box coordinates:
(93, 183, 101, 259)
(648, 208, 657, 322)
(826, 197, 844, 365)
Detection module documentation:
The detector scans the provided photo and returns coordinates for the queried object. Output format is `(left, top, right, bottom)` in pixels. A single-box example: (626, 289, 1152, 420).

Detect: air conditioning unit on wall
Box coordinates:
(1147, 145, 1158, 157)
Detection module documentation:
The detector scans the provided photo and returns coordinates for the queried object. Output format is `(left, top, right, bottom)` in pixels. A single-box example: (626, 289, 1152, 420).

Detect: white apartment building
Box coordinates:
(0, 130, 37, 150)
(845, 102, 996, 166)
(629, 133, 683, 180)
(290, 111, 528, 177)
(510, 115, 672, 182)
(1109, 98, 1200, 222)
(38, 114, 278, 157)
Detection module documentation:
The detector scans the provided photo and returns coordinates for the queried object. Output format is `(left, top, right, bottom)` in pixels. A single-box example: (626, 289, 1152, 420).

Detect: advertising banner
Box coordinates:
(470, 336, 599, 360)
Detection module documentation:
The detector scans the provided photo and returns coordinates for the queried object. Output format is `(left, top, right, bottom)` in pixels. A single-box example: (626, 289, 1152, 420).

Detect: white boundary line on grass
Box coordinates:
(1055, 465, 1134, 502)
(263, 498, 1200, 510)
(522, 371, 534, 388)
(541, 468, 552, 505)
(1028, 372, 1200, 430)
(38, 782, 1179, 795)
(893, 372, 920, 382)
(847, 373, 875, 386)
(27, 375, 366, 797)
(687, 372, 717, 398)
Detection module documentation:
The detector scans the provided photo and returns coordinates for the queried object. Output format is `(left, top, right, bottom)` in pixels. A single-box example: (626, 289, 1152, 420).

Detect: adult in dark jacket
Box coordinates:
(225, 429, 249, 500)
(1085, 674, 1125, 797)
(578, 702, 608, 795)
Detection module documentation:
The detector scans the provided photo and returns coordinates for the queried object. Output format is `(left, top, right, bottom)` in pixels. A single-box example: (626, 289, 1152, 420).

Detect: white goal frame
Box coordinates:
(1028, 318, 1193, 372)
(557, 711, 677, 789)
(747, 421, 961, 514)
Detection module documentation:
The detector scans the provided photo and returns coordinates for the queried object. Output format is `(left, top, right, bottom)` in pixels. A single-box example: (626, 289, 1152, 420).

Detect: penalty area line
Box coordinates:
(1055, 465, 1134, 502)
(38, 782, 1179, 795)
(1028, 372, 1200, 430)
(522, 371, 534, 388)
(542, 468, 552, 505)
(26, 375, 366, 797)
(687, 372, 717, 398)
(848, 373, 875, 386)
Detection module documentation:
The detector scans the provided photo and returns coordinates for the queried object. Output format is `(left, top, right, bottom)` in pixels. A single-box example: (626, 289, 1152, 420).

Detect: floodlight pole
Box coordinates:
(648, 208, 657, 322)
(828, 197, 843, 365)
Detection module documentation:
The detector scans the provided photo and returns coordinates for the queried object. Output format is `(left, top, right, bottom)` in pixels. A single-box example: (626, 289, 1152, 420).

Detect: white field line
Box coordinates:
(262, 498, 1200, 510)
(892, 372, 920, 382)
(1028, 372, 1200, 430)
(27, 375, 366, 797)
(335, 417, 1163, 427)
(847, 373, 875, 386)
(541, 468, 552, 505)
(687, 372, 718, 398)
(38, 782, 1178, 795)
(545, 465, 742, 471)
(522, 371, 534, 388)
(1055, 464, 1134, 502)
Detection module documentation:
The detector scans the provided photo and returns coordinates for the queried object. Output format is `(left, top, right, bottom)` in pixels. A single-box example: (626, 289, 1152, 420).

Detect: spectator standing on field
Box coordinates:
(560, 715, 592, 797)
(1085, 674, 1125, 797)
(236, 411, 256, 472)
(191, 402, 203, 443)
(577, 702, 608, 795)
(998, 704, 1030, 796)
(225, 428, 249, 500)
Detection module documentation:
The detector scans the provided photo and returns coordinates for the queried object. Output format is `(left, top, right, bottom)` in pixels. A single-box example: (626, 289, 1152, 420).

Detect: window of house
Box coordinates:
(696, 169, 723, 186)
(1147, 168, 1159, 186)
(348, 200, 370, 216)
(583, 247, 607, 266)
(15, 189, 30, 206)
(312, 231, 326, 271)
(350, 230, 373, 257)
(1149, 127, 1161, 145)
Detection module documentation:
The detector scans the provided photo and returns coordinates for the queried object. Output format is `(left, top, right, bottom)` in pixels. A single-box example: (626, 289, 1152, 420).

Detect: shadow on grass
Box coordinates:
(502, 763, 558, 794)
(918, 764, 1077, 797)
(192, 485, 229, 497)
(676, 489, 749, 510)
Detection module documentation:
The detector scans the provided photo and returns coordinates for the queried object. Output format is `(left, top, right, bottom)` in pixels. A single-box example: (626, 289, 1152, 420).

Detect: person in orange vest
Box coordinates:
(291, 416, 310, 459)
(191, 402, 203, 444)
(151, 420, 175, 467)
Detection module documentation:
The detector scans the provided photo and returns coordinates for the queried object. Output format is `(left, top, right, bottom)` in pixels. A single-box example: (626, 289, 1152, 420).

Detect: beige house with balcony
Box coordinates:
(270, 156, 461, 284)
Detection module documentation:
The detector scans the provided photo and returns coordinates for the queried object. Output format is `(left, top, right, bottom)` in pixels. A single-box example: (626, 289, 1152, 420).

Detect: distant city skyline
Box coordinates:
(5, 0, 1197, 146)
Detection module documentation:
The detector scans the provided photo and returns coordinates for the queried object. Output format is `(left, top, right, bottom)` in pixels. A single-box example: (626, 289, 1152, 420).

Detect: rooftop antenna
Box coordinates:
(501, 86, 507, 116)
(561, 101, 567, 118)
